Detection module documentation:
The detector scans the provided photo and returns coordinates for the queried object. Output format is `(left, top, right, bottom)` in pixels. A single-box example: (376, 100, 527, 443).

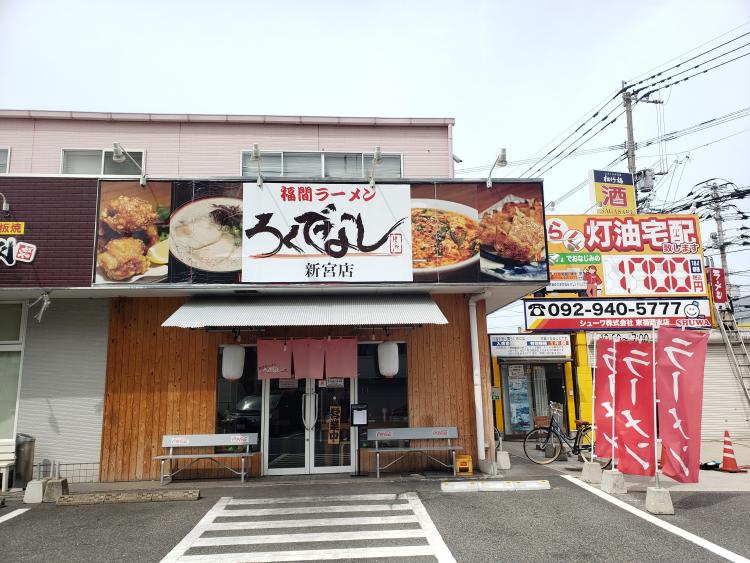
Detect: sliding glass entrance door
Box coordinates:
(263, 378, 355, 475)
(311, 378, 353, 473)
(264, 378, 307, 474)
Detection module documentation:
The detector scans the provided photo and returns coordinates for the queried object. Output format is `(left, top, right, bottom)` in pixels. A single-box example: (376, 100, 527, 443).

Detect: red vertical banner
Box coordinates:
(614, 340, 655, 476)
(593, 339, 616, 459)
(655, 327, 709, 483)
(707, 267, 728, 304)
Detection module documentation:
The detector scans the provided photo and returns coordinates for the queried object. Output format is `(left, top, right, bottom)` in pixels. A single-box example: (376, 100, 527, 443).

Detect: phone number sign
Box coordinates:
(524, 297, 711, 331)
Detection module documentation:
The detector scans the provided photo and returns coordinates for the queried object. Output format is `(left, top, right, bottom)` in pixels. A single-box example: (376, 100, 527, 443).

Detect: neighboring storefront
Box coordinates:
(0, 175, 549, 481)
(489, 333, 573, 438)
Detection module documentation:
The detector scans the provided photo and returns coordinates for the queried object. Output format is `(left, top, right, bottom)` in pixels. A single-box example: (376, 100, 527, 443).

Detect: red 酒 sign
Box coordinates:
(655, 327, 709, 483)
(707, 267, 728, 304)
(614, 340, 655, 476)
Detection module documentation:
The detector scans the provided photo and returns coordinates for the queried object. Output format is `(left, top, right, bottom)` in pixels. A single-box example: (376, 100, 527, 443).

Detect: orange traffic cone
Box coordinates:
(720, 430, 748, 473)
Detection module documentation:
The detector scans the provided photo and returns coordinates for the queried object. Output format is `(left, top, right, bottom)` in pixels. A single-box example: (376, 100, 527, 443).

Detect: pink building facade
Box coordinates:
(0, 110, 455, 178)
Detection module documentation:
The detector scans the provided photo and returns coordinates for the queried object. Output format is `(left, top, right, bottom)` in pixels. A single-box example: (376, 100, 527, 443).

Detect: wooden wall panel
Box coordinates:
(99, 293, 494, 481)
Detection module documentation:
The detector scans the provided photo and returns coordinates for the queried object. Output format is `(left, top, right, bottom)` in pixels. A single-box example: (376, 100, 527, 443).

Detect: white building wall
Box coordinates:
(17, 299, 109, 466)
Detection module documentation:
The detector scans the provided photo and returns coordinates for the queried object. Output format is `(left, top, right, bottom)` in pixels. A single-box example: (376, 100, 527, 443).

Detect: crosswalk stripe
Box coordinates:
(192, 529, 427, 546)
(404, 491, 456, 562)
(226, 493, 400, 505)
(162, 493, 456, 563)
(220, 503, 411, 517)
(207, 514, 419, 531)
(177, 545, 437, 562)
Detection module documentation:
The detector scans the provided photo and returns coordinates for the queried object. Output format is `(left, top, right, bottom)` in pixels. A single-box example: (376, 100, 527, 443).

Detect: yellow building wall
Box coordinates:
(564, 362, 576, 429)
(492, 357, 504, 433)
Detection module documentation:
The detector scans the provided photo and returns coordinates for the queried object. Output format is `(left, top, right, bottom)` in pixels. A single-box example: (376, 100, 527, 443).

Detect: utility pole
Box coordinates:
(712, 181, 730, 275)
(622, 80, 636, 175)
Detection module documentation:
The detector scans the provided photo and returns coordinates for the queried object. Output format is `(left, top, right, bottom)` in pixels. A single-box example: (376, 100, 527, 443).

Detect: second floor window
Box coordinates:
(241, 151, 402, 179)
(62, 149, 144, 175)
(0, 148, 9, 173)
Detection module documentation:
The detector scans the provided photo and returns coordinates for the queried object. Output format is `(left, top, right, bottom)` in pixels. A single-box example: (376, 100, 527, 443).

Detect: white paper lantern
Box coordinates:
(222, 345, 245, 381)
(378, 342, 399, 378)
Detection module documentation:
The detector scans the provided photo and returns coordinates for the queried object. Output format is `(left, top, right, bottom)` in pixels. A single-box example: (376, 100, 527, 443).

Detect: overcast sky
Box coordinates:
(1, 0, 748, 331)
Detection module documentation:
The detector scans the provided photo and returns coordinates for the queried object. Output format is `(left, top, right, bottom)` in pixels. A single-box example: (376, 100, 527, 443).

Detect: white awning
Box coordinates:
(162, 294, 448, 328)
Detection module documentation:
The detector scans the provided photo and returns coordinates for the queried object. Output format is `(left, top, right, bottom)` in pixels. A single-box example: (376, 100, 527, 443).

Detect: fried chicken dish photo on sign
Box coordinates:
(95, 182, 171, 283)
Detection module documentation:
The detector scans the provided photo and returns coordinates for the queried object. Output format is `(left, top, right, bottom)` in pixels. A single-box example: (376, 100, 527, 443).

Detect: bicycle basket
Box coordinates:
(533, 416, 551, 428)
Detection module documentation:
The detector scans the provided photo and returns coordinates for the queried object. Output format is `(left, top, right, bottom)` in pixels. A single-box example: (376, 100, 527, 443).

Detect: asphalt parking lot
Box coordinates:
(2, 458, 749, 563)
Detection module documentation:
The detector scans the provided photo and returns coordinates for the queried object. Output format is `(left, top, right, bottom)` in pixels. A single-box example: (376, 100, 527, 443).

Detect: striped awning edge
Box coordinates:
(161, 294, 448, 328)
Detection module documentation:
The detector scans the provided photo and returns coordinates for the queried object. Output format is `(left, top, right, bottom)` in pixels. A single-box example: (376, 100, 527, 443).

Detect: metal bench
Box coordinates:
(364, 427, 462, 478)
(153, 434, 258, 485)
(0, 441, 14, 492)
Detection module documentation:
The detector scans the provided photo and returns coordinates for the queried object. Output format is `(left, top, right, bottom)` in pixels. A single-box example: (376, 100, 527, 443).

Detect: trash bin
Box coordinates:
(13, 434, 35, 489)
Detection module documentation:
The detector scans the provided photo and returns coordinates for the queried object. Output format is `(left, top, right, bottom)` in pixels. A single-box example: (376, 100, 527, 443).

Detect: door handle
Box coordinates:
(302, 393, 310, 431)
(312, 393, 319, 427)
(303, 392, 317, 432)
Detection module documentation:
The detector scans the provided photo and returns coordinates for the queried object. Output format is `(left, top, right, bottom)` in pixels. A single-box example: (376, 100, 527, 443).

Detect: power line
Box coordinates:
(629, 36, 750, 94)
(454, 142, 625, 174)
(517, 96, 623, 178)
(504, 89, 622, 177)
(626, 21, 750, 83)
(545, 152, 627, 208)
(640, 51, 750, 98)
(476, 24, 750, 184)
(528, 54, 747, 179)
(456, 125, 750, 177)
(637, 106, 750, 147)
(533, 108, 628, 178)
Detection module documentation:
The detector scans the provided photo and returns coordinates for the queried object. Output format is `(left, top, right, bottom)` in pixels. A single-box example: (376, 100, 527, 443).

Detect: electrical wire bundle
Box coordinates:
(462, 22, 750, 206)
(649, 179, 750, 259)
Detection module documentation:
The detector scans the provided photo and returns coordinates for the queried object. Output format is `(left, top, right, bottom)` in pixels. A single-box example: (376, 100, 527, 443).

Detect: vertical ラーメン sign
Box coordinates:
(242, 183, 412, 282)
(655, 326, 709, 483)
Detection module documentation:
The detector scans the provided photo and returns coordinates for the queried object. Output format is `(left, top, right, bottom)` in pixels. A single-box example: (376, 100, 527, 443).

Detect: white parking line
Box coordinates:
(0, 508, 30, 525)
(563, 475, 750, 563)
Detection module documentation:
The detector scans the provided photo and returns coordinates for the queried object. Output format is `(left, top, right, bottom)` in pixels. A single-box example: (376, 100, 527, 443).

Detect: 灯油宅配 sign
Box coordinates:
(243, 183, 413, 282)
(0, 222, 37, 268)
(489, 334, 571, 358)
(545, 214, 708, 299)
(589, 169, 636, 215)
(524, 296, 712, 331)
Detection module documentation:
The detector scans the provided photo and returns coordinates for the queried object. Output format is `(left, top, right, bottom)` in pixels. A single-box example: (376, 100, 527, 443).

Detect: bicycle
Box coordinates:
(523, 402, 611, 468)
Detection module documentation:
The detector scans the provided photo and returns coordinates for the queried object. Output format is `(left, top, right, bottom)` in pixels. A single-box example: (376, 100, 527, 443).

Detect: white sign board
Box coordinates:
(490, 334, 571, 358)
(524, 297, 712, 330)
(242, 182, 412, 283)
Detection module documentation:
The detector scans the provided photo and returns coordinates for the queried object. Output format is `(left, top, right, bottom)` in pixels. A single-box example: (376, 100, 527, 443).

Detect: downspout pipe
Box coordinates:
(469, 289, 492, 461)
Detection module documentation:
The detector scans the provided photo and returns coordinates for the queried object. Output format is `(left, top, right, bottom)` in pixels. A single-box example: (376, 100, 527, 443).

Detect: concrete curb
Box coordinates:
(57, 489, 200, 506)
